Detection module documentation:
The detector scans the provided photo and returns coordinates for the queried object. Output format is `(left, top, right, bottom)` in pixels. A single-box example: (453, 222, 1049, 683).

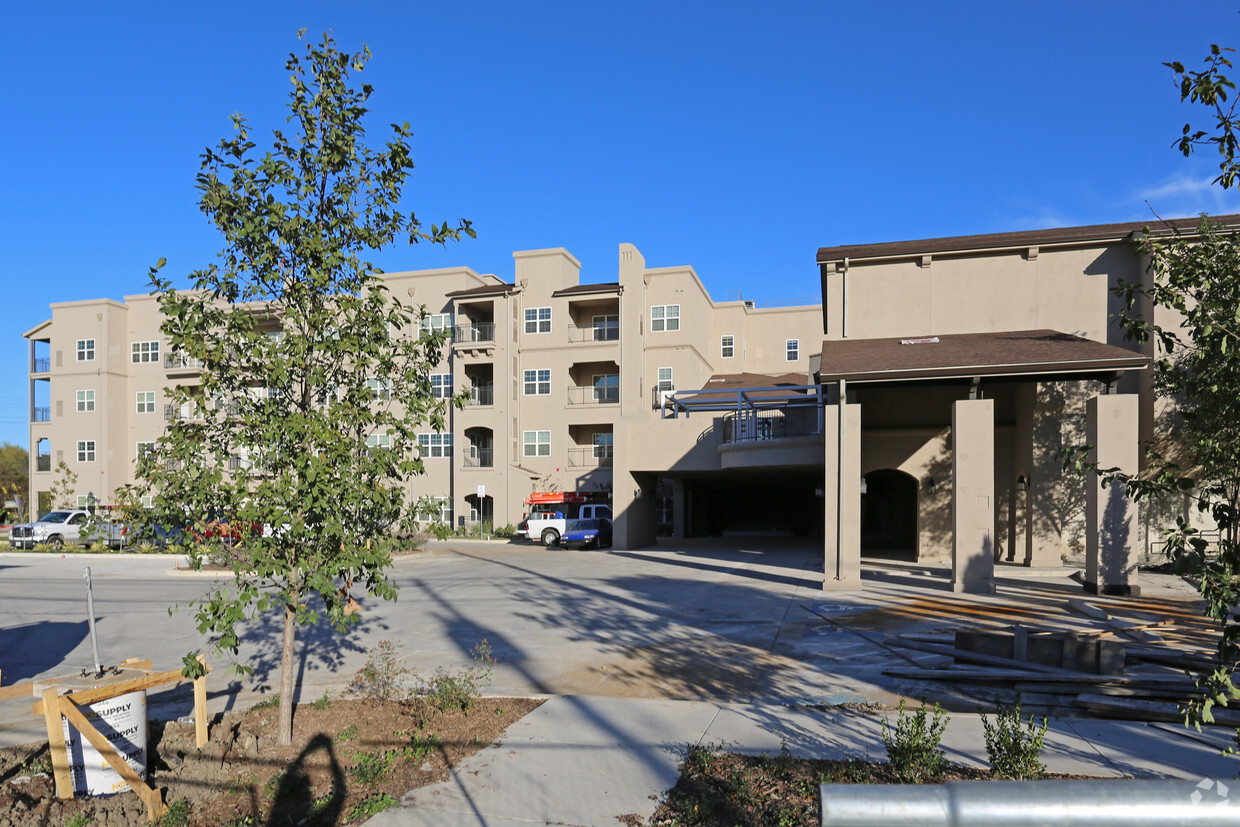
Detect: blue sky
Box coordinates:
(3, 1, 1239, 447)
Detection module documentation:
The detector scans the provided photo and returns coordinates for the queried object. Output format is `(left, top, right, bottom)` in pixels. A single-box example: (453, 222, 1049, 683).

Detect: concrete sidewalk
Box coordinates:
(367, 695, 1239, 827)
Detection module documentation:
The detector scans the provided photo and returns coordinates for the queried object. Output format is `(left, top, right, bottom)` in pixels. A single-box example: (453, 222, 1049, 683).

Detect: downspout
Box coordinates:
(842, 257, 849, 339)
(835, 378, 846, 582)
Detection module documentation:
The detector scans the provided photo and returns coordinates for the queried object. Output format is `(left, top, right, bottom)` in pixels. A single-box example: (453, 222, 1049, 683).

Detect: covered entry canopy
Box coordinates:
(816, 329, 1149, 386)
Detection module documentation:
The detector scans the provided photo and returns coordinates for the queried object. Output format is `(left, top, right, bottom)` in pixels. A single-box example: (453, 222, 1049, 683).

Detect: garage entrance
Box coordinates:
(860, 469, 918, 561)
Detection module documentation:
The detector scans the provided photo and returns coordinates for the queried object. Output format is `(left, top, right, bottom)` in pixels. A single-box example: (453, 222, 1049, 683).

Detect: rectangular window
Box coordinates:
(430, 373, 453, 399)
(136, 442, 155, 461)
(721, 335, 734, 359)
(524, 307, 552, 334)
(77, 495, 89, 508)
(523, 430, 551, 457)
(136, 391, 155, 414)
(140, 495, 153, 508)
(417, 496, 453, 523)
(77, 339, 95, 361)
(657, 367, 674, 392)
(77, 440, 96, 462)
(367, 378, 391, 401)
(593, 374, 619, 403)
(420, 313, 453, 337)
(131, 341, 160, 363)
(650, 304, 680, 332)
(786, 339, 799, 361)
(593, 432, 614, 459)
(417, 433, 453, 458)
(366, 433, 391, 450)
(523, 369, 551, 395)
(76, 390, 95, 412)
(592, 314, 619, 341)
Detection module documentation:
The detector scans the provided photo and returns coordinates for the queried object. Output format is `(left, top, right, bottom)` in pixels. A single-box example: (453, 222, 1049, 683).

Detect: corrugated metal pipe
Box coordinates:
(821, 779, 1237, 826)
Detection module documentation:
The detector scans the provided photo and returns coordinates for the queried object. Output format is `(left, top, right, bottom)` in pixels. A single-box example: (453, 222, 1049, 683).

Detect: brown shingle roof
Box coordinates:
(445, 283, 517, 299)
(816, 330, 1149, 384)
(551, 282, 621, 298)
(816, 214, 1240, 264)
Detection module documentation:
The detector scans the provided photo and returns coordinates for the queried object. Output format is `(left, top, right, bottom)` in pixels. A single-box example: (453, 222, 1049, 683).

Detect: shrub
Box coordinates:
(881, 700, 950, 783)
(420, 639, 496, 711)
(350, 640, 411, 701)
(351, 750, 395, 784)
(982, 696, 1048, 779)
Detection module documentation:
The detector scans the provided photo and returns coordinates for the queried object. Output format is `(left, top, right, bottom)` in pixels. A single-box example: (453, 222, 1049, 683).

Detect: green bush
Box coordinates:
(982, 696, 1048, 779)
(420, 639, 495, 711)
(349, 640, 411, 701)
(881, 700, 950, 783)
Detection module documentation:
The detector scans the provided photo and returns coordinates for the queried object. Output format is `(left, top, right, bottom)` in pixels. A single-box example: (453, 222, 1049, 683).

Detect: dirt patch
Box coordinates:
(0, 695, 542, 827)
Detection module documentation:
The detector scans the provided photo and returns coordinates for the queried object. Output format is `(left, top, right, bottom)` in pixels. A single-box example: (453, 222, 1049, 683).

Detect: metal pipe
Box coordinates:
(835, 379, 846, 582)
(821, 779, 1237, 826)
(83, 566, 102, 677)
(841, 256, 849, 338)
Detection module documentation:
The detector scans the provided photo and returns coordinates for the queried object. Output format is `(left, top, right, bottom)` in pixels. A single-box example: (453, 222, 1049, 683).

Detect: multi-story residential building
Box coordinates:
(22, 243, 824, 538)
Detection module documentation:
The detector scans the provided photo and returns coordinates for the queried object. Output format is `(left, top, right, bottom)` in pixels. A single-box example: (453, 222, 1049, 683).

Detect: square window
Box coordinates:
(76, 390, 95, 412)
(523, 430, 551, 457)
(136, 391, 155, 414)
(76, 339, 95, 361)
(77, 440, 96, 462)
(593, 374, 619, 403)
(524, 307, 552, 334)
(417, 433, 452, 458)
(430, 374, 453, 399)
(651, 305, 679, 332)
(786, 339, 799, 361)
(721, 335, 734, 359)
(136, 442, 155, 461)
(523, 369, 551, 395)
(592, 314, 619, 341)
(131, 341, 160, 363)
(367, 378, 391, 401)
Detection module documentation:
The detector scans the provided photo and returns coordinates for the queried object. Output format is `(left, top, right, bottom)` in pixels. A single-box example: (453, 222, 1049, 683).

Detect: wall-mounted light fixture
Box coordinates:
(1016, 475, 1028, 492)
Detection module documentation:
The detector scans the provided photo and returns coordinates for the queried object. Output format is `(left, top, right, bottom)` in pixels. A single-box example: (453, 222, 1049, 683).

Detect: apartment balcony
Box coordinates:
(454, 323, 494, 343)
(722, 409, 821, 444)
(568, 385, 619, 406)
(467, 385, 494, 406)
(31, 357, 50, 374)
(568, 448, 613, 469)
(36, 455, 51, 472)
(567, 321, 619, 344)
(165, 353, 203, 376)
(31, 407, 50, 423)
(463, 448, 494, 469)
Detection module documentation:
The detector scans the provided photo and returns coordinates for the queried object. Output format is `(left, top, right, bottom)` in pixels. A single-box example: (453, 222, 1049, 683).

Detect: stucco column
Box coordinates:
(1085, 394, 1141, 596)
(951, 398, 995, 594)
(823, 393, 861, 591)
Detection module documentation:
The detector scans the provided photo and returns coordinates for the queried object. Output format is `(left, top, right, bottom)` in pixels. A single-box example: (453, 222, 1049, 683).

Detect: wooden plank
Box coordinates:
(42, 687, 73, 799)
(193, 672, 208, 748)
(1068, 599, 1108, 620)
(33, 663, 210, 715)
(1075, 693, 1240, 727)
(118, 658, 153, 671)
(0, 682, 35, 703)
(60, 697, 166, 821)
(885, 638, 1103, 676)
(1013, 625, 1028, 662)
(882, 667, 1192, 687)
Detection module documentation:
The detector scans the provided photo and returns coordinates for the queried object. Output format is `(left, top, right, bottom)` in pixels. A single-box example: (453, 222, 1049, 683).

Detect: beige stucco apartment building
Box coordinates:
(24, 216, 1226, 594)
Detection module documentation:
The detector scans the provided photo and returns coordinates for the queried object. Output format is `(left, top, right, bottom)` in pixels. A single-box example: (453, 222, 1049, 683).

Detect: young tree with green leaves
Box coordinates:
(141, 31, 472, 745)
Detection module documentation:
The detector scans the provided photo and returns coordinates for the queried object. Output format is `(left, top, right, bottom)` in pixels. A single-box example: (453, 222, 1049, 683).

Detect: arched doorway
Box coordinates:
(861, 469, 918, 561)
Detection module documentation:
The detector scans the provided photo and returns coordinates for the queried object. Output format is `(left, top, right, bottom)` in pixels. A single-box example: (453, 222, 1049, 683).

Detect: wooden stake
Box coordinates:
(193, 659, 208, 748)
(59, 697, 167, 822)
(41, 687, 73, 799)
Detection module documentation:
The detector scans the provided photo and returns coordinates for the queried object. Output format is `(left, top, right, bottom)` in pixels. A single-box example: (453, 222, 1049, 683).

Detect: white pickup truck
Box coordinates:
(8, 509, 94, 549)
(517, 502, 612, 547)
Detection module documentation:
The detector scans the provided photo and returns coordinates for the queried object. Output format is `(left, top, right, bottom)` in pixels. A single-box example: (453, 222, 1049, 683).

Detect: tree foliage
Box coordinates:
(1167, 43, 1240, 189)
(141, 31, 472, 744)
(0, 442, 29, 520)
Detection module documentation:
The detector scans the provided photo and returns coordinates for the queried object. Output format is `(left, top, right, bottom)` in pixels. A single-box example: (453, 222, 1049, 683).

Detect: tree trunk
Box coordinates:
(277, 595, 298, 745)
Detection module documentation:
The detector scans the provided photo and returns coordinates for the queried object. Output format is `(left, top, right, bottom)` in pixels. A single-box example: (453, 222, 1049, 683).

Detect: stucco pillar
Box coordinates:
(951, 398, 995, 594)
(823, 394, 861, 591)
(1085, 394, 1141, 596)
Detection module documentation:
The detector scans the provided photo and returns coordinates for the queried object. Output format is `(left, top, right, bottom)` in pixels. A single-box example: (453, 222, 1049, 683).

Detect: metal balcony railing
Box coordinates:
(36, 455, 51, 472)
(454, 323, 494, 343)
(722, 408, 822, 444)
(32, 357, 50, 373)
(464, 448, 494, 468)
(568, 448, 613, 468)
(568, 385, 619, 405)
(165, 353, 202, 371)
(567, 322, 619, 343)
(32, 407, 50, 422)
(468, 385, 494, 406)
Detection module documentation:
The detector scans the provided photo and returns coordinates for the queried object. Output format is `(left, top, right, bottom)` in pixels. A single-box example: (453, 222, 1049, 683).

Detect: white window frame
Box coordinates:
(136, 442, 155, 461)
(76, 339, 95, 361)
(523, 369, 551, 395)
(417, 433, 453, 458)
(429, 373, 453, 399)
(136, 391, 155, 414)
(523, 430, 551, 457)
(721, 335, 735, 359)
(131, 341, 160, 363)
(76, 389, 95, 412)
(786, 339, 799, 362)
(77, 440, 96, 462)
(420, 313, 453, 337)
(417, 496, 453, 523)
(657, 367, 674, 393)
(524, 307, 552, 334)
(367, 377, 391, 401)
(366, 433, 392, 450)
(650, 304, 680, 333)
